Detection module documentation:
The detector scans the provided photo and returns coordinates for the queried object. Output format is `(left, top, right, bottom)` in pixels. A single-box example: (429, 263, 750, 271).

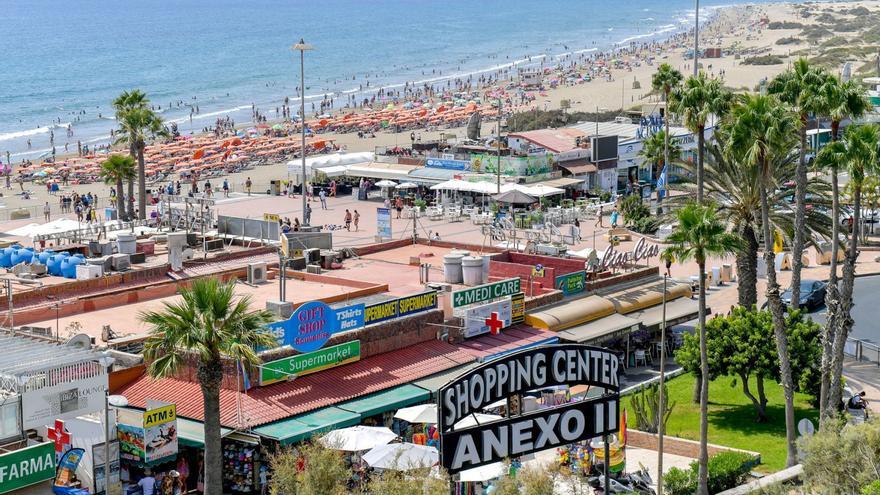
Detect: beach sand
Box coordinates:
(2, 0, 878, 221)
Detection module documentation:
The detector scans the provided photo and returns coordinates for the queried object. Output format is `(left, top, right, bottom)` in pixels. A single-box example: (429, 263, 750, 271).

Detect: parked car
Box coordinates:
(781, 279, 827, 311)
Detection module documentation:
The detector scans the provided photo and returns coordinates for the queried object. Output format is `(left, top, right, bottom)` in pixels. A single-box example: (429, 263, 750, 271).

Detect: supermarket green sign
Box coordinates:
(0, 442, 55, 494)
(555, 271, 586, 296)
(260, 340, 361, 386)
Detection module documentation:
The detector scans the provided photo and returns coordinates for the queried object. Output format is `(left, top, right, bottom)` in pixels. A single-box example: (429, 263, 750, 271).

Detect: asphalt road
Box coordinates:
(812, 275, 879, 343)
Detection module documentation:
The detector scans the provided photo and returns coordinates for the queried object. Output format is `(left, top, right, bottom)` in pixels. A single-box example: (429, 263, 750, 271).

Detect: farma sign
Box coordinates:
(0, 442, 55, 494)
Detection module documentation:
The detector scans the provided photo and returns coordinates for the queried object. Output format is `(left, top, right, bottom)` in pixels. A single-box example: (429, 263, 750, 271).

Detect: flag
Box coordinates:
(239, 360, 252, 391)
(656, 164, 668, 199)
(621, 408, 628, 447)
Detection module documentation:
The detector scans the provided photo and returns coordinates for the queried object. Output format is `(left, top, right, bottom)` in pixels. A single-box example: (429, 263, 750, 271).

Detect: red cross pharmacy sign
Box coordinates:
(485, 312, 504, 335)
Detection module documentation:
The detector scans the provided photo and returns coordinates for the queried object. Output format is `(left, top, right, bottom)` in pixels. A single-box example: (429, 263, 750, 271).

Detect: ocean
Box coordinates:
(0, 0, 761, 161)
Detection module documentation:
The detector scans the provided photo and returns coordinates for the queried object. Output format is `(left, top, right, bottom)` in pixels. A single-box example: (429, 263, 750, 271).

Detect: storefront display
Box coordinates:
(222, 435, 263, 493)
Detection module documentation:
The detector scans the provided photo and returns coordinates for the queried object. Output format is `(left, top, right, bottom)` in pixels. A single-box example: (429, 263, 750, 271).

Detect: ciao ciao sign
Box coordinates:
(596, 237, 660, 271)
(438, 344, 620, 474)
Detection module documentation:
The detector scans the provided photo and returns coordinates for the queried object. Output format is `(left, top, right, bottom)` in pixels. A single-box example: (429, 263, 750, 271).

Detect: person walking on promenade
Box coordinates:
(344, 209, 352, 231)
(353, 210, 360, 231)
(43, 202, 50, 221)
(319, 189, 327, 209)
(595, 204, 604, 228)
(245, 177, 252, 196)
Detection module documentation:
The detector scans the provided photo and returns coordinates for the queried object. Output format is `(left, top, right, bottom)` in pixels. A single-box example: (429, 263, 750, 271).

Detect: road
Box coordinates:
(812, 275, 880, 343)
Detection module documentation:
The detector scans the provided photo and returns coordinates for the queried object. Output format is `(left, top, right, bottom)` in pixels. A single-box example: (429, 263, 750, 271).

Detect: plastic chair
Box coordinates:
(634, 350, 648, 367)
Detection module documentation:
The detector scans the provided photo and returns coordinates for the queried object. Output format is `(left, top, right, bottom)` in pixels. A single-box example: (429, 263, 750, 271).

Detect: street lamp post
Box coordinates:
(496, 97, 502, 194)
(694, 0, 700, 76)
(292, 39, 313, 226)
(657, 274, 669, 495)
(98, 353, 127, 495)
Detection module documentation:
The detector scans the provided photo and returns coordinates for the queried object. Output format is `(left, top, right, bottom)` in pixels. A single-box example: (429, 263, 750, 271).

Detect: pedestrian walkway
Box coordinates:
(843, 358, 880, 414)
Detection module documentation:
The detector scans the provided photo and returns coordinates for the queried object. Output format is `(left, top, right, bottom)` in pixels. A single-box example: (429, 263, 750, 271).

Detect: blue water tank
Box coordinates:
(61, 254, 85, 279)
(0, 247, 15, 268)
(37, 250, 54, 264)
(11, 247, 35, 265)
(47, 252, 70, 276)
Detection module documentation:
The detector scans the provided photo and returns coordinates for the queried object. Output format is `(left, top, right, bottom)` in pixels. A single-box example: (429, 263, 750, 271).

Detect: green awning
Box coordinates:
(178, 418, 233, 448)
(253, 407, 360, 445)
(336, 384, 431, 418)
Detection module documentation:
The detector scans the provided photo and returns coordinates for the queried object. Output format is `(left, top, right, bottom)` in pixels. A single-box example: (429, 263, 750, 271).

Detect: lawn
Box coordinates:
(623, 373, 819, 472)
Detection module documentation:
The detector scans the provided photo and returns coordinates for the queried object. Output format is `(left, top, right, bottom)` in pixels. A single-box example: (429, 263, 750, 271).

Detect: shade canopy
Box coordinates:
(395, 182, 418, 189)
(393, 404, 438, 424)
(492, 189, 537, 205)
(454, 413, 503, 429)
(363, 443, 438, 470)
(458, 462, 507, 482)
(320, 425, 397, 451)
(375, 179, 398, 188)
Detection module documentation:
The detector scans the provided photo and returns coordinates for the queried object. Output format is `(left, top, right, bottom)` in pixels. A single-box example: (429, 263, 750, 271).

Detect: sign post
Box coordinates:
(376, 207, 392, 240)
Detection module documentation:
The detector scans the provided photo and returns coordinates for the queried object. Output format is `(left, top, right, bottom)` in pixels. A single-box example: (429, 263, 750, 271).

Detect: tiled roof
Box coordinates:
(508, 128, 586, 153)
(118, 340, 475, 428)
(456, 325, 559, 361)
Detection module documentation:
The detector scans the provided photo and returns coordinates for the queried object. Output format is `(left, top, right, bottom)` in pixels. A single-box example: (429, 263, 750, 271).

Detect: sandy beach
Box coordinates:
(2, 0, 879, 221)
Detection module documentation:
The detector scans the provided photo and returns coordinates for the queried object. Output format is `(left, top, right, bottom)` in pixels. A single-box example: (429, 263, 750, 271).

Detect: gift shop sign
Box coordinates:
(267, 301, 365, 353)
(438, 344, 620, 474)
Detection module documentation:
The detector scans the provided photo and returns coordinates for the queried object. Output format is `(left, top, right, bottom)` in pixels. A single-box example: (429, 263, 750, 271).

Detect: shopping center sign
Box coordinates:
(0, 442, 55, 494)
(267, 301, 365, 353)
(452, 278, 521, 309)
(438, 344, 620, 474)
(260, 340, 361, 385)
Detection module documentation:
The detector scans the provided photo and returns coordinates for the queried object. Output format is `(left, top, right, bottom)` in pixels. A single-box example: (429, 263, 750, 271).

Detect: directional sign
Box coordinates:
(452, 278, 521, 308)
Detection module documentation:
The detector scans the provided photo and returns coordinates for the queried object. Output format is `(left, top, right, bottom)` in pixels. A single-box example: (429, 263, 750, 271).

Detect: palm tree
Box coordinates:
(639, 129, 682, 193)
(99, 155, 136, 217)
(670, 72, 733, 203)
(666, 136, 831, 308)
(823, 124, 880, 420)
(768, 59, 826, 310)
(815, 76, 870, 419)
(726, 93, 799, 469)
(141, 279, 277, 495)
(115, 107, 167, 220)
(664, 201, 742, 495)
(112, 91, 149, 220)
(652, 64, 684, 201)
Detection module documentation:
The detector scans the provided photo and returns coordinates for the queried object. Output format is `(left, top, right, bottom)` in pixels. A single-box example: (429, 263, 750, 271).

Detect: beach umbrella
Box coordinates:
(394, 404, 437, 424)
(375, 179, 398, 188)
(272, 123, 285, 131)
(454, 413, 503, 429)
(525, 184, 564, 197)
(458, 462, 506, 482)
(363, 443, 438, 470)
(320, 426, 397, 452)
(492, 189, 537, 205)
(395, 182, 418, 190)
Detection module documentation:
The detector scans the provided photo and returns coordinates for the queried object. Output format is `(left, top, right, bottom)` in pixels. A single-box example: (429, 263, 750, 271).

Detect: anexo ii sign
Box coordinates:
(438, 344, 620, 474)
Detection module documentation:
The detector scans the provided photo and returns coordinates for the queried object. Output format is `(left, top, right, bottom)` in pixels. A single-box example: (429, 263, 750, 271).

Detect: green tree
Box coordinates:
(366, 467, 448, 495)
(799, 419, 880, 495)
(768, 58, 826, 310)
(99, 154, 136, 218)
(115, 106, 167, 220)
(726, 93, 800, 469)
(825, 124, 880, 420)
(670, 72, 733, 203)
(666, 136, 831, 308)
(815, 75, 870, 421)
(112, 90, 149, 220)
(141, 279, 277, 495)
(639, 129, 682, 197)
(269, 441, 350, 495)
(675, 308, 821, 421)
(652, 63, 685, 202)
(664, 201, 742, 495)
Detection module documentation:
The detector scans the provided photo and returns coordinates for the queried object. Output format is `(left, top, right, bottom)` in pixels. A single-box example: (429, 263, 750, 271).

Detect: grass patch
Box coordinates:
(623, 373, 818, 472)
(741, 55, 785, 66)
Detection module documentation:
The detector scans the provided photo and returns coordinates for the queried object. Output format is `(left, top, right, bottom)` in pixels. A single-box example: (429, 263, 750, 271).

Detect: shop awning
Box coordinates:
(411, 364, 479, 395)
(558, 159, 598, 176)
(525, 295, 616, 331)
(345, 162, 421, 181)
(533, 177, 585, 188)
(602, 278, 692, 315)
(626, 297, 706, 329)
(337, 384, 431, 419)
(177, 418, 233, 448)
(557, 313, 641, 344)
(407, 167, 460, 183)
(252, 407, 360, 445)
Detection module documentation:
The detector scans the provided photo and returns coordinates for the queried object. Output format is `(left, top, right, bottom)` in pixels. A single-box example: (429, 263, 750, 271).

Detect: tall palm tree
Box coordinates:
(652, 64, 684, 201)
(99, 155, 136, 217)
(768, 59, 826, 310)
(115, 107, 167, 220)
(141, 279, 277, 495)
(815, 76, 870, 419)
(726, 93, 799, 469)
(670, 72, 733, 203)
(823, 124, 880, 419)
(112, 90, 149, 220)
(666, 137, 831, 308)
(664, 201, 742, 495)
(639, 129, 682, 192)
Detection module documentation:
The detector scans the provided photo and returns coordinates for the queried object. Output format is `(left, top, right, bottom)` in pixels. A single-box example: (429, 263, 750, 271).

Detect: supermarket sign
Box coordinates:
(452, 278, 521, 309)
(260, 340, 361, 386)
(364, 291, 438, 325)
(0, 442, 55, 494)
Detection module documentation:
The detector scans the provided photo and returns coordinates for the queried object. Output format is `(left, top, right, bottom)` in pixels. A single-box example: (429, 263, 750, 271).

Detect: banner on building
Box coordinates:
(143, 403, 177, 463)
(21, 374, 107, 430)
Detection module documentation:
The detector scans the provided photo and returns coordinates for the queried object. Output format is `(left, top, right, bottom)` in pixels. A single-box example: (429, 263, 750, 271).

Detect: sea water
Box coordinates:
(0, 0, 761, 160)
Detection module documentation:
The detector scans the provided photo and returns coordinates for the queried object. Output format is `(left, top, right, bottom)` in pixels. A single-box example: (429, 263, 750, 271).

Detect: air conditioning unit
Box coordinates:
(247, 262, 267, 284)
(427, 282, 453, 293)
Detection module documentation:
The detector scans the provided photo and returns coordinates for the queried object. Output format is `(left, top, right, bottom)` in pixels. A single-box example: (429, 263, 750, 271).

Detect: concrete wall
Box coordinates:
(626, 429, 761, 463)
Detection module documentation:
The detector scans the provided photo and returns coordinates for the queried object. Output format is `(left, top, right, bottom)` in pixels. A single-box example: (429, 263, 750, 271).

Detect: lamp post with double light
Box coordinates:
(292, 39, 313, 226)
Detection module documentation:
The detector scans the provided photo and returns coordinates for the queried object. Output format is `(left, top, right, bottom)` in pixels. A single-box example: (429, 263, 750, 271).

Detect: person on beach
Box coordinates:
(353, 210, 360, 231)
(43, 202, 50, 222)
(344, 209, 352, 231)
(245, 177, 252, 196)
(222, 179, 229, 197)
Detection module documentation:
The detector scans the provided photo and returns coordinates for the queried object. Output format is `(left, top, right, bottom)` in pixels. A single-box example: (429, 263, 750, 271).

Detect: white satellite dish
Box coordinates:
(798, 418, 815, 437)
(66, 333, 93, 349)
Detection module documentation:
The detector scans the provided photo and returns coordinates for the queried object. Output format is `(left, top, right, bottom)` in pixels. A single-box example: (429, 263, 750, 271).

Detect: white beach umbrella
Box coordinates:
(458, 461, 507, 482)
(394, 404, 438, 424)
(375, 180, 398, 188)
(454, 413, 503, 429)
(320, 425, 397, 451)
(395, 182, 418, 189)
(525, 184, 564, 197)
(430, 179, 468, 191)
(363, 443, 438, 470)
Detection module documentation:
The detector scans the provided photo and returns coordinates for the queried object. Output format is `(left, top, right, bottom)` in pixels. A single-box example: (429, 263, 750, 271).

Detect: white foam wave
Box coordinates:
(0, 123, 71, 142)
